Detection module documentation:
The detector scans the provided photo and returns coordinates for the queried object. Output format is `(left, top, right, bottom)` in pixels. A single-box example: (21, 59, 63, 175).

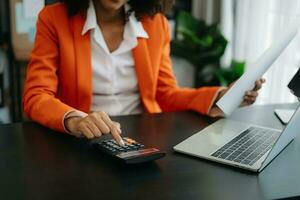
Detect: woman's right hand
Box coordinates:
(65, 111, 124, 146)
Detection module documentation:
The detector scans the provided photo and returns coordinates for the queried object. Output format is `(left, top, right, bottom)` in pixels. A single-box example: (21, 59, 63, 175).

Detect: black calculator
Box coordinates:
(91, 137, 166, 164)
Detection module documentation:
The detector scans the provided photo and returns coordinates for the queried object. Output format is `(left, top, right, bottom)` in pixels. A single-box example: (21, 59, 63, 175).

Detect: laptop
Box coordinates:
(173, 107, 299, 172)
(174, 77, 300, 172)
(288, 67, 300, 97)
(274, 68, 300, 124)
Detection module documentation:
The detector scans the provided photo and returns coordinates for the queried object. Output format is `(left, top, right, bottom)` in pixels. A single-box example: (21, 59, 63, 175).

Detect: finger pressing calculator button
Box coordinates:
(124, 138, 136, 144)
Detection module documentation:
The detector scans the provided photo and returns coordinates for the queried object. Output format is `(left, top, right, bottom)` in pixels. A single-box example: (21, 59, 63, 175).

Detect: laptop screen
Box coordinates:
(288, 68, 300, 98)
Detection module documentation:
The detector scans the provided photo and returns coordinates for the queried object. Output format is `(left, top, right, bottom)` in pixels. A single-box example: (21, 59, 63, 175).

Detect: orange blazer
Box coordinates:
(23, 3, 221, 132)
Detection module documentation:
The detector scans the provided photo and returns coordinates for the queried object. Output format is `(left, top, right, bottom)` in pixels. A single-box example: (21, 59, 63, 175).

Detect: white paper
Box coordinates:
(15, 3, 37, 34)
(217, 25, 299, 116)
(23, 0, 44, 19)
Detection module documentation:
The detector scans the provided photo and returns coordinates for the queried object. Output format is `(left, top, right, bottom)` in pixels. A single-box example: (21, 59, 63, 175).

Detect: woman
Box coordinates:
(23, 0, 264, 146)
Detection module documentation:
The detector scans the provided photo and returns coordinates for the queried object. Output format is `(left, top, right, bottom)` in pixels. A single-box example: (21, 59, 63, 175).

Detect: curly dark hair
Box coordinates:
(59, 0, 174, 19)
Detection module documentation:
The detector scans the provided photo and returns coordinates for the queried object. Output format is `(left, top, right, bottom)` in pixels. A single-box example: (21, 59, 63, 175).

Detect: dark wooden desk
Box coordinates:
(1, 104, 300, 200)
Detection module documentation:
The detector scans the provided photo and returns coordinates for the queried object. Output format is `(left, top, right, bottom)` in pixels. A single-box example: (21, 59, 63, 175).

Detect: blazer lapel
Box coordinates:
(132, 38, 155, 111)
(70, 13, 92, 113)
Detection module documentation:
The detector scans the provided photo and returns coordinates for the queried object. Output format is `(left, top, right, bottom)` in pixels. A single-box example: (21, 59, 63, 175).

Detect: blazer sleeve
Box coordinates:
(155, 15, 223, 115)
(22, 8, 74, 132)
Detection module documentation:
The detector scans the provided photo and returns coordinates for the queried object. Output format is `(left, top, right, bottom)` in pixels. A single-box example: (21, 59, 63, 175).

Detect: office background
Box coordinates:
(0, 0, 299, 124)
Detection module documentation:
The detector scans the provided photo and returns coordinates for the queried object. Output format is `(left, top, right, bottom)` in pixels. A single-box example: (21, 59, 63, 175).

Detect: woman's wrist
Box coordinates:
(63, 110, 88, 133)
(208, 106, 224, 117)
(215, 87, 228, 102)
(65, 117, 82, 134)
(208, 87, 228, 118)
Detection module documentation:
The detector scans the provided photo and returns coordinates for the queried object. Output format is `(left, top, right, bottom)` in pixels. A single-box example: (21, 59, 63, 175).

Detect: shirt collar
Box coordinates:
(81, 2, 148, 39)
(81, 1, 97, 35)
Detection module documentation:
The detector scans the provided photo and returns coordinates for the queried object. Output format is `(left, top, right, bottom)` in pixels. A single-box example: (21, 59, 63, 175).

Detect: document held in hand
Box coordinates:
(217, 26, 299, 116)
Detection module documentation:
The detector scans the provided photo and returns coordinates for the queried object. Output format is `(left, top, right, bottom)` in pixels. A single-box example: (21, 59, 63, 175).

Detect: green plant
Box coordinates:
(216, 60, 245, 86)
(171, 11, 243, 87)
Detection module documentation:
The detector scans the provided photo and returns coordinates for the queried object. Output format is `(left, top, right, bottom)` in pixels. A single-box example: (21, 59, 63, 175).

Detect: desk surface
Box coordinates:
(1, 104, 300, 200)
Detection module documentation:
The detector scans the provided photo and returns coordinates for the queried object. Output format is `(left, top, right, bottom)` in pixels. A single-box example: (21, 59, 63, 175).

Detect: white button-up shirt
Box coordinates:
(81, 2, 148, 116)
(63, 2, 149, 126)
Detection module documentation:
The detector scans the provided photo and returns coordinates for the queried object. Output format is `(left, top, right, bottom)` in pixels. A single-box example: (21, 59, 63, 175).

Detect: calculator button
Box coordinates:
(96, 137, 147, 154)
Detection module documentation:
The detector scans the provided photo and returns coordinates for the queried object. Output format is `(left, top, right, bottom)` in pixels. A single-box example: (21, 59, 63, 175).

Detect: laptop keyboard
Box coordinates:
(211, 127, 280, 166)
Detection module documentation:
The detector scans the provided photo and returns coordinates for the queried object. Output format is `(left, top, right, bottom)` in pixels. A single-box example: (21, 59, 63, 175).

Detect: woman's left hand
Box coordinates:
(209, 78, 266, 117)
(220, 78, 266, 107)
